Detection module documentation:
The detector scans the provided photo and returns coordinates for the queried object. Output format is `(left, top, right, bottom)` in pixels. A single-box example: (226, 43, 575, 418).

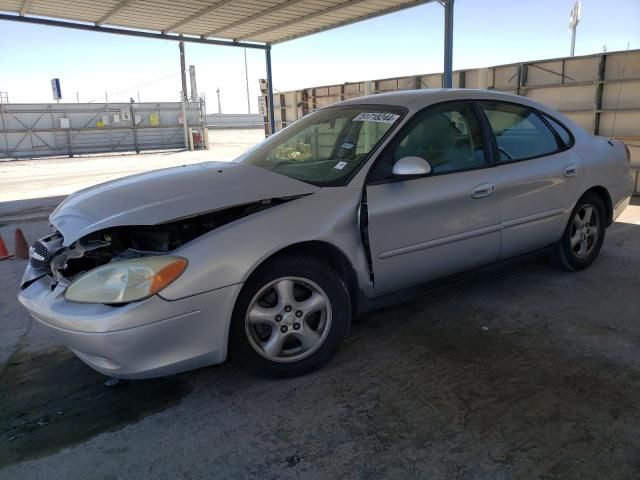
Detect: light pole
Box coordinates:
(244, 48, 251, 114)
(569, 1, 581, 57)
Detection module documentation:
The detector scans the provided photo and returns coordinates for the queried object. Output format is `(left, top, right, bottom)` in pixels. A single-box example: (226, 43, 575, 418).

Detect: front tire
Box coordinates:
(230, 254, 351, 378)
(552, 192, 606, 271)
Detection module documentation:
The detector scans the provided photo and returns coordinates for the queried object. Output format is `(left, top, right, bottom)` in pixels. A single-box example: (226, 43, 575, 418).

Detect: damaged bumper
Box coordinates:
(18, 277, 243, 379)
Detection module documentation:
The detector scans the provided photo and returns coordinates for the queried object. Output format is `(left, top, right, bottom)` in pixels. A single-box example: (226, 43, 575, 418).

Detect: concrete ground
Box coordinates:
(0, 142, 639, 478)
(0, 128, 264, 202)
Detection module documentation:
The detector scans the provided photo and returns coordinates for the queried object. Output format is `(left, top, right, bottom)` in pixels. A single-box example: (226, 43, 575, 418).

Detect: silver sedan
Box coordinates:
(18, 89, 635, 379)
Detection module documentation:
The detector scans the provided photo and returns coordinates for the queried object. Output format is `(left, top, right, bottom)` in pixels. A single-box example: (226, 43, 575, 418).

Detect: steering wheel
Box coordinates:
(498, 146, 514, 160)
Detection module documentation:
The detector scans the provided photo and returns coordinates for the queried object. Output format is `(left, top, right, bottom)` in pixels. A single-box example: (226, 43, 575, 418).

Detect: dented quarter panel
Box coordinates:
(50, 161, 318, 246)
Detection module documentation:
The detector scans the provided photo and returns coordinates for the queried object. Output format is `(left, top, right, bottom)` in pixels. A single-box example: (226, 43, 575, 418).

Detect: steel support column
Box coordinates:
(593, 54, 607, 135)
(443, 0, 454, 88)
(265, 45, 276, 134)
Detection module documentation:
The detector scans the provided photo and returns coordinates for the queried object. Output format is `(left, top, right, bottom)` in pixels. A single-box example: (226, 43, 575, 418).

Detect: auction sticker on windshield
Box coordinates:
(353, 112, 400, 123)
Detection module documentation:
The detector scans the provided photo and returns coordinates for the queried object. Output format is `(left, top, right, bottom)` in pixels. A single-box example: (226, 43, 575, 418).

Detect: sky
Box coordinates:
(0, 0, 638, 113)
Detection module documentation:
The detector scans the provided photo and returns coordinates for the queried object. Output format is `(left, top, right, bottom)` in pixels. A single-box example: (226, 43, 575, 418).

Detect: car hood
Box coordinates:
(50, 161, 319, 246)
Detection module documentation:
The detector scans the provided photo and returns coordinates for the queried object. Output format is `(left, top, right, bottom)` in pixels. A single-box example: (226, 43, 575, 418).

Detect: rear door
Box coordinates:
(365, 101, 501, 295)
(477, 101, 580, 259)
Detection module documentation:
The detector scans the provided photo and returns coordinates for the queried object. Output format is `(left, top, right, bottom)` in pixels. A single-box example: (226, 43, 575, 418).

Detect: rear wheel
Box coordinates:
(552, 193, 606, 271)
(230, 255, 351, 378)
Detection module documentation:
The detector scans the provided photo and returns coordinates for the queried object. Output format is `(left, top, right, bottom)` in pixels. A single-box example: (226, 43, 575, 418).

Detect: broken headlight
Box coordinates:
(64, 256, 187, 304)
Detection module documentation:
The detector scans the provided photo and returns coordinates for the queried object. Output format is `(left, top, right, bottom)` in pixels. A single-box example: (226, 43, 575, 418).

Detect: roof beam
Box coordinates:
(236, 0, 372, 41)
(203, 0, 308, 38)
(161, 0, 236, 34)
(96, 0, 138, 26)
(19, 0, 33, 16)
(0, 13, 268, 50)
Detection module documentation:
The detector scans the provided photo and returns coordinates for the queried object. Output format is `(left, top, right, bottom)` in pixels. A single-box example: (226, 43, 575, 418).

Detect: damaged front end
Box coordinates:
(22, 200, 283, 292)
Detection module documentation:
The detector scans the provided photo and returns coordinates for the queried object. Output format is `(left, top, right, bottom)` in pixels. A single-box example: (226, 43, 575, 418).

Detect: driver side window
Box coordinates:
(373, 102, 486, 181)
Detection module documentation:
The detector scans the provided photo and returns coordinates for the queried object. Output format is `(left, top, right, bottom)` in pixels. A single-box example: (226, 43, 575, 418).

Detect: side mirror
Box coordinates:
(392, 156, 432, 177)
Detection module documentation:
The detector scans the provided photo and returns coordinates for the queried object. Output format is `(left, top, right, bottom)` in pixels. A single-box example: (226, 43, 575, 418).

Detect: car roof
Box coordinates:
(335, 88, 546, 114)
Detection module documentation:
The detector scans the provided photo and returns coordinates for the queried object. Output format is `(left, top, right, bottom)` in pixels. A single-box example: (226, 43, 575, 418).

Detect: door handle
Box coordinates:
(563, 164, 578, 177)
(471, 183, 496, 199)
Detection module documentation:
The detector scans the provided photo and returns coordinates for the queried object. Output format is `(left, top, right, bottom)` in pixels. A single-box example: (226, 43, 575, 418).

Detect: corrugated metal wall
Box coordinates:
(263, 50, 640, 193)
(0, 101, 203, 159)
(206, 113, 263, 129)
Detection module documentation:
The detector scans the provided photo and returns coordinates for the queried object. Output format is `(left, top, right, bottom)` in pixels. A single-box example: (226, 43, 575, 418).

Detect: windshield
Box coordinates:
(237, 105, 405, 186)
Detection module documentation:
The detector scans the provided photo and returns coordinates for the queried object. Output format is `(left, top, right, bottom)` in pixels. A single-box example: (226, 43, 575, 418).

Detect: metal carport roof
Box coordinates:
(0, 0, 454, 133)
(0, 0, 438, 44)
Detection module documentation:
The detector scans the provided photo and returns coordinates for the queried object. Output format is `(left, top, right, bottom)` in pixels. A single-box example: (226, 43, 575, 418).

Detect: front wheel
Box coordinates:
(230, 255, 351, 378)
(552, 192, 606, 271)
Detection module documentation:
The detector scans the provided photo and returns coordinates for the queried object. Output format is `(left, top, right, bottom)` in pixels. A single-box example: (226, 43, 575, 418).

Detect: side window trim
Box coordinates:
(535, 110, 568, 150)
(538, 111, 575, 150)
(366, 99, 491, 185)
(472, 101, 499, 166)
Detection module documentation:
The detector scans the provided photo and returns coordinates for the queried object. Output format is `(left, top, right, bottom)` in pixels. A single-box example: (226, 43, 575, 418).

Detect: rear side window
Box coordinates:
(542, 114, 572, 147)
(479, 101, 560, 163)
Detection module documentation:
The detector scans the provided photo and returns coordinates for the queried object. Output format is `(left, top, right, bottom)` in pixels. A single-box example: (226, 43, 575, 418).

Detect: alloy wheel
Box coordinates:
(570, 203, 599, 258)
(245, 277, 332, 363)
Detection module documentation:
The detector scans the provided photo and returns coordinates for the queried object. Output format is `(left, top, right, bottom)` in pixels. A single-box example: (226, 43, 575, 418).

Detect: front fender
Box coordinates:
(159, 187, 370, 301)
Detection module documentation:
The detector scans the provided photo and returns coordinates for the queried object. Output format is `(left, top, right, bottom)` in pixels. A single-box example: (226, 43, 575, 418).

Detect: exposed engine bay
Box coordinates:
(26, 200, 285, 288)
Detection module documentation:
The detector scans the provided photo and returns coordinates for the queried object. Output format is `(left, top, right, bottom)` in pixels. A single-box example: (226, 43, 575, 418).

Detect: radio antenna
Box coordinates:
(610, 42, 630, 139)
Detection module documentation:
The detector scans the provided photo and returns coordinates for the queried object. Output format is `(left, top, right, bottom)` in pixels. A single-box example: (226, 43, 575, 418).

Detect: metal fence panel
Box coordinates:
(0, 101, 203, 159)
(205, 113, 263, 129)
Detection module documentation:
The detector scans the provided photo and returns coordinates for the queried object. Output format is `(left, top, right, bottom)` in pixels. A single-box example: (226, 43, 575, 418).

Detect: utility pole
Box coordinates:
(179, 38, 189, 149)
(179, 37, 188, 102)
(216, 87, 222, 114)
(189, 65, 199, 102)
(569, 1, 581, 57)
(244, 48, 251, 114)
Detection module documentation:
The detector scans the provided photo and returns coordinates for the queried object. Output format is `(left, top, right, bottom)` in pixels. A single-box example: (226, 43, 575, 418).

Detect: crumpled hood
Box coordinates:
(51, 161, 318, 246)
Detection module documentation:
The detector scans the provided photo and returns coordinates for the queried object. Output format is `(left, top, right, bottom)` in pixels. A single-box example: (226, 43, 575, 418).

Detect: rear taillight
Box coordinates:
(624, 144, 631, 163)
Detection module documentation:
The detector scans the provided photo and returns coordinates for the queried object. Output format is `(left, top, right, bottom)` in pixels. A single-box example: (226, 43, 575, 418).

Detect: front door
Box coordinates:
(365, 101, 501, 295)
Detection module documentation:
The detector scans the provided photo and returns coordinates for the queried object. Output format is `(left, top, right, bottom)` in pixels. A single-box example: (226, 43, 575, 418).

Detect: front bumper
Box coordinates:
(18, 277, 243, 379)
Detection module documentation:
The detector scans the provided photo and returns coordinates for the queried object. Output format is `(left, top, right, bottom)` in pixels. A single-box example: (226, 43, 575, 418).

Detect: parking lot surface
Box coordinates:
(0, 128, 264, 202)
(0, 147, 639, 478)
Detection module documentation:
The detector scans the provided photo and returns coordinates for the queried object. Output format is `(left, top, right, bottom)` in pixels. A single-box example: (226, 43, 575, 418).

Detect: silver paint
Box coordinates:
(18, 89, 635, 378)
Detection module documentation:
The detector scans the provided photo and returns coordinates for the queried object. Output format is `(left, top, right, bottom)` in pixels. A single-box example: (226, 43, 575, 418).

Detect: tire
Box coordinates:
(230, 254, 351, 378)
(552, 192, 606, 271)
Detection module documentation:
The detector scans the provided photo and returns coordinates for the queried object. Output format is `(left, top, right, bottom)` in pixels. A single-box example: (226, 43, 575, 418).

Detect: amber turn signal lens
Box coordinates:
(149, 258, 188, 294)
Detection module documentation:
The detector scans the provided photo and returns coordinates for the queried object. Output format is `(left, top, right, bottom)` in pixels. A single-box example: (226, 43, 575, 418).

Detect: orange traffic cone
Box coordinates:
(0, 234, 12, 261)
(14, 229, 29, 260)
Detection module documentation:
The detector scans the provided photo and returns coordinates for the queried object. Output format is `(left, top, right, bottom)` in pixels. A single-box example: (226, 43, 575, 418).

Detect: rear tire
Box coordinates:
(552, 192, 606, 271)
(230, 254, 351, 378)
